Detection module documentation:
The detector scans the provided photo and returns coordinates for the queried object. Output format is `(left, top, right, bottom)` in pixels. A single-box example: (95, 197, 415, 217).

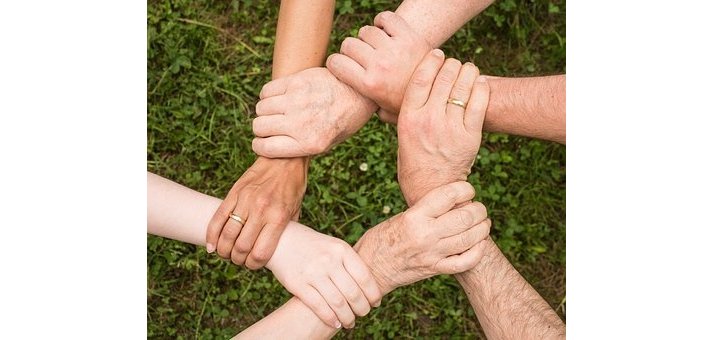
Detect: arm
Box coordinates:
(251, 1, 495, 158)
(205, 0, 336, 269)
(396, 52, 565, 338)
(484, 75, 566, 144)
(148, 172, 219, 245)
(328, 10, 566, 144)
(272, 0, 335, 79)
(455, 240, 565, 339)
(238, 182, 492, 338)
(149, 172, 381, 331)
(395, 0, 495, 48)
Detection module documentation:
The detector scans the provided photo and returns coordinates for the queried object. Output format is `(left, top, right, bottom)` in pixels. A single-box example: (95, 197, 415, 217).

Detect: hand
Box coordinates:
(396, 49, 490, 206)
(251, 67, 377, 158)
(354, 181, 491, 294)
(266, 222, 382, 329)
(205, 157, 307, 269)
(327, 11, 431, 124)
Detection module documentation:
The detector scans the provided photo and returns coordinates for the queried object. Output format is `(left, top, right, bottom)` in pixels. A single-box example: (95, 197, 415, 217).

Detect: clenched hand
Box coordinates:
(251, 67, 377, 158)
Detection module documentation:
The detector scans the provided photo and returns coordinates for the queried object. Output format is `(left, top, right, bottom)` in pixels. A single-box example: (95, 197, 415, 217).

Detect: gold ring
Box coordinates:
(447, 98, 466, 108)
(229, 213, 244, 225)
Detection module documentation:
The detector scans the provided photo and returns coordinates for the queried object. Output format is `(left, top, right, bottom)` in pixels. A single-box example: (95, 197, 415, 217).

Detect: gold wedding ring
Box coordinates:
(229, 213, 244, 225)
(447, 98, 466, 108)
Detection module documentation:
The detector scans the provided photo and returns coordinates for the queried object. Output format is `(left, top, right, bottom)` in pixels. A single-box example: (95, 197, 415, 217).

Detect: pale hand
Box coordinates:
(251, 67, 377, 158)
(266, 222, 382, 329)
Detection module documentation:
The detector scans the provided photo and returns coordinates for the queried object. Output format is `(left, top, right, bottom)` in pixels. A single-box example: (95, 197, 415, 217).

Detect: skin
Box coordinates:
(148, 172, 490, 337)
(397, 51, 566, 338)
(396, 49, 490, 206)
(236, 182, 491, 338)
(148, 172, 379, 329)
(330, 10, 566, 144)
(251, 0, 498, 158)
(205, 0, 335, 269)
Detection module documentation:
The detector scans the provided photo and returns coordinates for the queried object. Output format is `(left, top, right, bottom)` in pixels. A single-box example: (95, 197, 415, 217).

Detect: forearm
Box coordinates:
(484, 75, 566, 144)
(455, 238, 565, 340)
(272, 0, 335, 79)
(147, 172, 220, 245)
(262, 0, 335, 165)
(234, 297, 338, 339)
(395, 0, 495, 48)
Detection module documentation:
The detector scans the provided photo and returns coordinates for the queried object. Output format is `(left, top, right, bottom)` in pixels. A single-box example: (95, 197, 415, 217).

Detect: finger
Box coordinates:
(244, 221, 286, 270)
(330, 266, 371, 318)
(215, 187, 250, 258)
(440, 218, 492, 255)
(434, 240, 488, 274)
(373, 11, 410, 37)
(433, 201, 488, 237)
(255, 96, 287, 116)
(464, 76, 491, 133)
(231, 212, 264, 266)
(446, 63, 478, 122)
(314, 279, 356, 329)
(377, 108, 398, 124)
(205, 188, 239, 253)
(358, 25, 391, 48)
(326, 53, 367, 93)
(402, 49, 445, 110)
(216, 214, 245, 259)
(252, 115, 289, 138)
(426, 58, 462, 112)
(340, 37, 374, 68)
(259, 78, 288, 99)
(297, 285, 342, 329)
(412, 181, 475, 218)
(343, 251, 383, 307)
(252, 136, 307, 158)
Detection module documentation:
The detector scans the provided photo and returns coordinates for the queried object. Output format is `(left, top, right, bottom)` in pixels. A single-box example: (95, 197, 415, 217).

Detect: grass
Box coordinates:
(147, 0, 565, 338)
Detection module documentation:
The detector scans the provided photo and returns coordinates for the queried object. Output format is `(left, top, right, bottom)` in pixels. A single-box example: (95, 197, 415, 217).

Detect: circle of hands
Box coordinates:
(206, 11, 493, 329)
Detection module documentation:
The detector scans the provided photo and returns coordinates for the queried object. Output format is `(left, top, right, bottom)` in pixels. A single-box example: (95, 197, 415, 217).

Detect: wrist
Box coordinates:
(353, 232, 397, 296)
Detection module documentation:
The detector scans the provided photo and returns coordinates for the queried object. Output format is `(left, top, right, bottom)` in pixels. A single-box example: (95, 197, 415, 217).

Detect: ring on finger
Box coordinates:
(447, 98, 467, 108)
(229, 213, 244, 225)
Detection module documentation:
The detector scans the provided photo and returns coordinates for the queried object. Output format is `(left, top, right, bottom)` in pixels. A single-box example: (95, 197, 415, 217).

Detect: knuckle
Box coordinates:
(410, 71, 433, 87)
(346, 289, 362, 302)
(235, 239, 253, 254)
(458, 208, 475, 227)
(217, 246, 232, 259)
(362, 75, 380, 92)
(330, 296, 346, 308)
(436, 71, 455, 84)
(358, 25, 370, 38)
(340, 37, 356, 54)
(254, 196, 271, 211)
(250, 246, 273, 263)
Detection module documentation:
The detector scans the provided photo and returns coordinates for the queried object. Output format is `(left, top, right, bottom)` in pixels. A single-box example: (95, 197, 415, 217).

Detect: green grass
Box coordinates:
(147, 0, 565, 338)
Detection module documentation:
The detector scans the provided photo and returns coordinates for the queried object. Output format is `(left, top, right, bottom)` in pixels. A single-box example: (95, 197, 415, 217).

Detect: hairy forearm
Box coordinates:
(395, 0, 495, 47)
(455, 239, 565, 340)
(484, 75, 566, 144)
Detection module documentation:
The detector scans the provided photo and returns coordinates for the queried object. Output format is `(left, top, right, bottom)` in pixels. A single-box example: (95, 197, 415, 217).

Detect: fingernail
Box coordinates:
(477, 76, 487, 82)
(432, 49, 444, 57)
(375, 300, 382, 307)
(206, 243, 215, 253)
(334, 322, 342, 329)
